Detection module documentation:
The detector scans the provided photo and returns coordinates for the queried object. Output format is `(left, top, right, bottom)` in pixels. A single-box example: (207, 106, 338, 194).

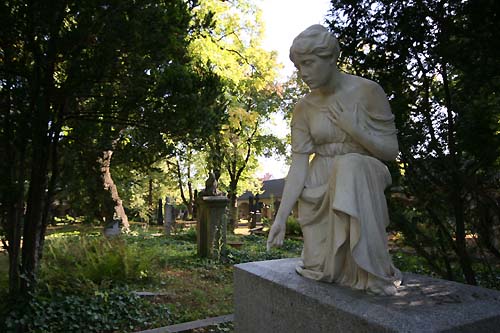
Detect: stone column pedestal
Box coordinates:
(164, 201, 175, 235)
(196, 196, 228, 258)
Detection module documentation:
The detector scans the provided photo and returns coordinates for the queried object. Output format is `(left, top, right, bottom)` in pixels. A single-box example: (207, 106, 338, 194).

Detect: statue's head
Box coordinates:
(289, 25, 340, 66)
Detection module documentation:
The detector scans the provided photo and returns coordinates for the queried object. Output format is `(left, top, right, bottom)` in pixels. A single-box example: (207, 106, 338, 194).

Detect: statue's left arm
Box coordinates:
(329, 82, 398, 161)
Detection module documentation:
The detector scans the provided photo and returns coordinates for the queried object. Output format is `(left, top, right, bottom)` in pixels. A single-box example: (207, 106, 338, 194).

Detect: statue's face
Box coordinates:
(294, 53, 333, 90)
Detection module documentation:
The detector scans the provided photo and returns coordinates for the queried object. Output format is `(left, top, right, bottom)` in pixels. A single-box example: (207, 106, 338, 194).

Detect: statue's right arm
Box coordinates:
(266, 153, 309, 250)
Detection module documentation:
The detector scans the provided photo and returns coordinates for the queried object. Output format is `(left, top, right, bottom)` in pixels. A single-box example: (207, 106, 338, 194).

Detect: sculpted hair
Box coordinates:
(289, 25, 340, 64)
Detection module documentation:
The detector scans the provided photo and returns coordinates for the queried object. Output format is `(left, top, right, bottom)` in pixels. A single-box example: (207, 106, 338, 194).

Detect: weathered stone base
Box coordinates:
(234, 258, 500, 333)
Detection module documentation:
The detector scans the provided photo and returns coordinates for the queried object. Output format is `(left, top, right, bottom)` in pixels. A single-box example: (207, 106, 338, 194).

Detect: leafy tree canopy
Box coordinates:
(327, 0, 500, 285)
(0, 0, 226, 301)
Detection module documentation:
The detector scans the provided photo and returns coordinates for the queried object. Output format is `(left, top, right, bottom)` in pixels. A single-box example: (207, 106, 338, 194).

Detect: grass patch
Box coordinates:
(1, 226, 302, 332)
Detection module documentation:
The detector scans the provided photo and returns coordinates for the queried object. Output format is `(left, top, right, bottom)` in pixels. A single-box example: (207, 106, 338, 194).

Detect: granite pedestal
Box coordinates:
(196, 196, 228, 258)
(234, 258, 500, 332)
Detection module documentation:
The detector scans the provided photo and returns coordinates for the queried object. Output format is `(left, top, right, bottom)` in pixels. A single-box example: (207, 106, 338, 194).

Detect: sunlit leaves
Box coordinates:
(189, 0, 281, 193)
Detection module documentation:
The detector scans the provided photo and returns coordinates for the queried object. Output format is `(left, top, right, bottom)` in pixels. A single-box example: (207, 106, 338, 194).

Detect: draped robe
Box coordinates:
(291, 80, 402, 295)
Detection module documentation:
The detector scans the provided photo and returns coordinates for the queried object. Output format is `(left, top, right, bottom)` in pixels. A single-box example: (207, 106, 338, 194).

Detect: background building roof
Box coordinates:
(238, 178, 285, 200)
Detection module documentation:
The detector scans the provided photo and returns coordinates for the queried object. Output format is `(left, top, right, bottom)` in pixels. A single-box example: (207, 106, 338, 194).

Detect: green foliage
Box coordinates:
(4, 288, 170, 333)
(223, 234, 302, 264)
(161, 145, 209, 220)
(40, 235, 160, 292)
(261, 216, 271, 228)
(1, 0, 226, 298)
(174, 227, 198, 242)
(189, 0, 284, 230)
(391, 251, 434, 277)
(285, 216, 303, 237)
(328, 0, 500, 285)
(392, 249, 500, 291)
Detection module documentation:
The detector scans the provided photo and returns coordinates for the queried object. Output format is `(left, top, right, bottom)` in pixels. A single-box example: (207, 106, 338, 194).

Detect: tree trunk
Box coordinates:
(228, 180, 238, 232)
(187, 181, 194, 219)
(441, 62, 477, 285)
(6, 210, 21, 296)
(19, 13, 63, 297)
(437, 229, 455, 281)
(186, 151, 194, 218)
(98, 150, 130, 231)
(157, 198, 164, 225)
(148, 178, 153, 207)
(173, 158, 191, 218)
(21, 88, 52, 295)
(453, 195, 477, 285)
(148, 178, 153, 224)
(3, 137, 26, 297)
(21, 134, 50, 294)
(19, 0, 64, 296)
(6, 171, 24, 296)
(1, 73, 26, 297)
(38, 126, 61, 265)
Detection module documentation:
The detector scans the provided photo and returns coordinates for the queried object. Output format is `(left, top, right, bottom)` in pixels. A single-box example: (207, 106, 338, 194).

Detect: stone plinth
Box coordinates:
(234, 258, 500, 333)
(196, 196, 228, 258)
(164, 199, 175, 235)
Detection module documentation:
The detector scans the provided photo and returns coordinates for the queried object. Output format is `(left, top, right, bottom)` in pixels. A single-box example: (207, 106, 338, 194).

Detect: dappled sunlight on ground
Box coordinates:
(234, 227, 250, 236)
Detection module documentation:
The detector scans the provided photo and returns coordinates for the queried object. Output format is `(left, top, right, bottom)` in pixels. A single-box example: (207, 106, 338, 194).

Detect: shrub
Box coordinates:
(285, 216, 302, 237)
(222, 234, 302, 264)
(40, 235, 157, 292)
(261, 216, 271, 228)
(173, 227, 197, 242)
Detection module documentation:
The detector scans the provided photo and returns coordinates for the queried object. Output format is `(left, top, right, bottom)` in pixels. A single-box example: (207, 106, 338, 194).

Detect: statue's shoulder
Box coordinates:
(346, 74, 384, 95)
(299, 92, 314, 105)
(345, 74, 392, 115)
(294, 94, 312, 113)
(290, 94, 314, 126)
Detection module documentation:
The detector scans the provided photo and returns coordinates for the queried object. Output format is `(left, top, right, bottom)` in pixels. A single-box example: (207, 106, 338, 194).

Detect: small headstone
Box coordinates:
(249, 194, 261, 228)
(255, 211, 262, 224)
(104, 220, 120, 237)
(164, 197, 175, 235)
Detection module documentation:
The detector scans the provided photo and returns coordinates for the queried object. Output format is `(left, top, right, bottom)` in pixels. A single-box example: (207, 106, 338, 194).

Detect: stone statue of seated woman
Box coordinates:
(266, 24, 402, 296)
